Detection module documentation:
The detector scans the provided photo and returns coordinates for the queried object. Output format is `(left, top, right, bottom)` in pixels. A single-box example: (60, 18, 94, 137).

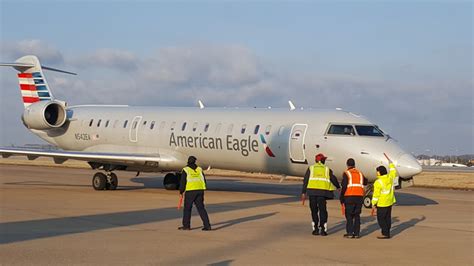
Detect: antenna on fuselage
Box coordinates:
(198, 100, 205, 109)
(288, 100, 296, 111)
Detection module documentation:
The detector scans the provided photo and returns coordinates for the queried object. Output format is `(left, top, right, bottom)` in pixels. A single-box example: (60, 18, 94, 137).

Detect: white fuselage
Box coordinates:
(33, 106, 421, 181)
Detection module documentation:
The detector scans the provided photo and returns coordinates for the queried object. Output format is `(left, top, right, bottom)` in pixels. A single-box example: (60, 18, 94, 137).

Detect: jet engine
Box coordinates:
(22, 101, 67, 130)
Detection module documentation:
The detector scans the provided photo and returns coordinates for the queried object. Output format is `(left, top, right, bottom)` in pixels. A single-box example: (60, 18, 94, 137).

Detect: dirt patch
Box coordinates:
(412, 171, 474, 190)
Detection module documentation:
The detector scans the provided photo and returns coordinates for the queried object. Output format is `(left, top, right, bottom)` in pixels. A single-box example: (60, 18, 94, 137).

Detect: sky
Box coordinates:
(0, 0, 472, 155)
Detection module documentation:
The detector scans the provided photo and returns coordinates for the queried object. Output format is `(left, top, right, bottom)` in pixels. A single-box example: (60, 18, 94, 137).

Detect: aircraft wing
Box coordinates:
(0, 147, 163, 169)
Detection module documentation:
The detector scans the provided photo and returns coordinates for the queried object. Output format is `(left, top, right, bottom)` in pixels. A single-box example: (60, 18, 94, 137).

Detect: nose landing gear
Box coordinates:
(363, 183, 373, 208)
(92, 172, 118, 190)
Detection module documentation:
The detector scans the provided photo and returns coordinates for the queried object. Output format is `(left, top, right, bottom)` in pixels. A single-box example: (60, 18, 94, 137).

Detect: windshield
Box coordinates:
(327, 125, 355, 135)
(355, 125, 384, 137)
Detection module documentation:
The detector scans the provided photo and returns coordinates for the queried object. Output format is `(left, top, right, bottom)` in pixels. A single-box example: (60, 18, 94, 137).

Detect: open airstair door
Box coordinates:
(289, 123, 308, 163)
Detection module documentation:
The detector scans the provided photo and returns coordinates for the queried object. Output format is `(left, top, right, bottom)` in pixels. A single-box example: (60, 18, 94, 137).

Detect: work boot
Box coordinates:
(178, 226, 191, 230)
(320, 230, 328, 236)
(202, 226, 212, 231)
(353, 235, 361, 239)
(377, 235, 390, 239)
(312, 230, 319, 236)
(343, 233, 352, 238)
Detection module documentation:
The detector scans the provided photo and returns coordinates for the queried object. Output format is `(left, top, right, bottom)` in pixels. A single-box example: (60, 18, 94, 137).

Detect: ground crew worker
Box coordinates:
(178, 156, 212, 231)
(302, 153, 340, 236)
(340, 158, 368, 239)
(372, 156, 398, 239)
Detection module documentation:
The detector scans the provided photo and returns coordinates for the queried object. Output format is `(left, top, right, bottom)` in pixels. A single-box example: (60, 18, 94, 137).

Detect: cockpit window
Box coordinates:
(355, 125, 384, 137)
(327, 125, 355, 135)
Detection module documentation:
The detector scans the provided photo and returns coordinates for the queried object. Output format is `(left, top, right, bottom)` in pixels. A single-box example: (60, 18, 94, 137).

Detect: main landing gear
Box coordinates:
(92, 172, 118, 190)
(163, 172, 181, 190)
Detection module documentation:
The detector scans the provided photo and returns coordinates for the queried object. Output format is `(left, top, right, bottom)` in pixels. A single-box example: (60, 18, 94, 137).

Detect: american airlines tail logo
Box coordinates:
(17, 72, 52, 107)
(259, 134, 275, 157)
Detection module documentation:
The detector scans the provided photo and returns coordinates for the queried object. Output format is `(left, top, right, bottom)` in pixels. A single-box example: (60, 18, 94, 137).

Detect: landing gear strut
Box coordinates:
(92, 172, 118, 190)
(163, 172, 181, 190)
(363, 183, 373, 209)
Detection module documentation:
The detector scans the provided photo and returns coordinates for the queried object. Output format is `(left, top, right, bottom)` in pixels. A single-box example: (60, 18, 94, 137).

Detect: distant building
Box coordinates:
(417, 158, 441, 166)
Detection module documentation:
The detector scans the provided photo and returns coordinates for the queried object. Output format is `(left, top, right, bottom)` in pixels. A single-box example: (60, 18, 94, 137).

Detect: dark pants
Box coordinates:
(309, 196, 328, 232)
(182, 190, 211, 228)
(376, 205, 392, 237)
(344, 203, 362, 236)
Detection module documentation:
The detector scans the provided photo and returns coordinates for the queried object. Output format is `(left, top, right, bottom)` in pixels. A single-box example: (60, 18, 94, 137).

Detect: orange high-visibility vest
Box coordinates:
(344, 168, 364, 196)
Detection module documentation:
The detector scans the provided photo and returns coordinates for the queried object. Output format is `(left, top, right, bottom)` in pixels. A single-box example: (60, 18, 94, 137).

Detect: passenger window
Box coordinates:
(241, 124, 247, 134)
(193, 122, 198, 132)
(97, 119, 101, 127)
(355, 125, 384, 137)
(123, 120, 128, 128)
(278, 126, 285, 136)
(132, 121, 138, 129)
(182, 122, 187, 131)
(327, 125, 355, 135)
(227, 124, 234, 134)
(150, 121, 155, 130)
(170, 122, 176, 131)
(265, 125, 272, 135)
(204, 123, 210, 132)
(215, 123, 222, 134)
(143, 121, 147, 126)
(254, 125, 260, 135)
(105, 120, 110, 128)
(89, 119, 94, 127)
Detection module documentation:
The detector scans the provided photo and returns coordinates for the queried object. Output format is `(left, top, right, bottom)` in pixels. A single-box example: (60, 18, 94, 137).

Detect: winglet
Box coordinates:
(288, 100, 296, 111)
(198, 100, 205, 109)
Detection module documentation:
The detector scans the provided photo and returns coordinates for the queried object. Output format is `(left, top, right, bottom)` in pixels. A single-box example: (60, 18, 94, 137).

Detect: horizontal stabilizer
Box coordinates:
(0, 62, 77, 75)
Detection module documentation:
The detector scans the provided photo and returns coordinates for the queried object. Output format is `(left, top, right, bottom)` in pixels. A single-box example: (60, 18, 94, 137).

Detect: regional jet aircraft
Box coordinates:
(0, 55, 422, 208)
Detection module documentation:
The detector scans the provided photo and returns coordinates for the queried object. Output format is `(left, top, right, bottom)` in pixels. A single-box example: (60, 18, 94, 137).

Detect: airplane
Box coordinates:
(0, 55, 422, 208)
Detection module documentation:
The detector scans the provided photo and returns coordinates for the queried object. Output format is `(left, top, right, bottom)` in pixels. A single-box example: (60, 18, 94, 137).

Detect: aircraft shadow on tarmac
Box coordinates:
(130, 176, 302, 196)
(0, 196, 294, 245)
(394, 192, 438, 206)
(131, 176, 439, 207)
(208, 259, 234, 266)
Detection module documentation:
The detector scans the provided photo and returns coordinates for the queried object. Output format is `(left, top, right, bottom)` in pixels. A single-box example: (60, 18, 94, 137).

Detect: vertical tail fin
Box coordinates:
(0, 55, 76, 108)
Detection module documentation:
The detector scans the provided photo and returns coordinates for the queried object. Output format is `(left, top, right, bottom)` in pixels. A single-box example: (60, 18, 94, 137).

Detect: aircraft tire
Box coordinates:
(363, 195, 372, 209)
(164, 173, 179, 190)
(93, 172, 107, 190)
(108, 173, 118, 190)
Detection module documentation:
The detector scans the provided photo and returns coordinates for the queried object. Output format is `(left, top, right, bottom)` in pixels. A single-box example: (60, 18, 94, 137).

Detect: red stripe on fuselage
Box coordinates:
(22, 96, 39, 103)
(20, 84, 36, 91)
(18, 73, 33, 78)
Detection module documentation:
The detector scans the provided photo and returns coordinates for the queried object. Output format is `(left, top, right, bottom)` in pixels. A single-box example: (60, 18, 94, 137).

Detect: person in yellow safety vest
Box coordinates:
(340, 158, 368, 239)
(178, 156, 211, 231)
(302, 153, 340, 236)
(372, 157, 398, 239)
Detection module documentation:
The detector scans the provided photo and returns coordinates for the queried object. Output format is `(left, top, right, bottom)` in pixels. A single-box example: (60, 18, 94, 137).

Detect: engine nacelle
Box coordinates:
(22, 101, 67, 130)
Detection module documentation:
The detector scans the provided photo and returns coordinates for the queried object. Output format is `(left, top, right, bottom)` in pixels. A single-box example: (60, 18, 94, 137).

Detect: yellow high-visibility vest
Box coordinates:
(372, 163, 397, 207)
(183, 166, 206, 191)
(307, 163, 335, 191)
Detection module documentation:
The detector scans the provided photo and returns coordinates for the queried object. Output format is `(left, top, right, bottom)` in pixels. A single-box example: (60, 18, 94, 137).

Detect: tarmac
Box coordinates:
(0, 165, 473, 265)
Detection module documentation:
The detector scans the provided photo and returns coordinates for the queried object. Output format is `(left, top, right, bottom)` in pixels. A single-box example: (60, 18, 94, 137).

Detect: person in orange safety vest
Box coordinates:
(339, 158, 368, 238)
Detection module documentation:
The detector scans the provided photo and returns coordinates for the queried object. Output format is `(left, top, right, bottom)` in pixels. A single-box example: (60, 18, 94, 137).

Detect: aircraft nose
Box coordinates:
(397, 154, 422, 177)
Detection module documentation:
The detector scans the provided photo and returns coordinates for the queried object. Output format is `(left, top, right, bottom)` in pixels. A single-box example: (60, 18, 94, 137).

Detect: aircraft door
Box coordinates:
(289, 123, 308, 163)
(129, 116, 142, 143)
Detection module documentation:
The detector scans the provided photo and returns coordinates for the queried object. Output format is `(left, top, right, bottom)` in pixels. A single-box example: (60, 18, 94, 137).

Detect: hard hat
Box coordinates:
(315, 153, 327, 162)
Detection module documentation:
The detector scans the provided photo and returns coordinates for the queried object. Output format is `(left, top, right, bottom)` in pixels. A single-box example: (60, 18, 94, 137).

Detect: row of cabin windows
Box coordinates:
(87, 118, 275, 135)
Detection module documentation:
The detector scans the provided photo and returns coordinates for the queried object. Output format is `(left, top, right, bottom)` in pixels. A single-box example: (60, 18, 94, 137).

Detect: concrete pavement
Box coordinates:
(0, 165, 473, 265)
